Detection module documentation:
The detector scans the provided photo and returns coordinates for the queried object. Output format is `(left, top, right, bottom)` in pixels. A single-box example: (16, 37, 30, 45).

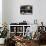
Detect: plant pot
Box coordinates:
(0, 38, 5, 44)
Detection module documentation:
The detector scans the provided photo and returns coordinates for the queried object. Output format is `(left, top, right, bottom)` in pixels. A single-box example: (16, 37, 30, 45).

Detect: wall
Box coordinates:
(39, 0, 46, 26)
(8, 0, 40, 25)
(0, 0, 2, 27)
(2, 0, 46, 26)
(2, 0, 8, 24)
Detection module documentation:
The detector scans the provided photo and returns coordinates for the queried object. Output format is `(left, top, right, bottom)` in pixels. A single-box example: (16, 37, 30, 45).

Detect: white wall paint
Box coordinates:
(39, 0, 46, 26)
(3, 0, 46, 26)
(2, 0, 9, 25)
(6, 0, 40, 24)
(0, 0, 2, 27)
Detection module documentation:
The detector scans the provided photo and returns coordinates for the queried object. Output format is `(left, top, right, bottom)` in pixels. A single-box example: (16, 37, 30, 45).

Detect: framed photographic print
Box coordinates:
(20, 5, 33, 15)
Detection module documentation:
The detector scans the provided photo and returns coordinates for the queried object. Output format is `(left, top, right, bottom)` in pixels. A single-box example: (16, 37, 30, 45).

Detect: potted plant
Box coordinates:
(0, 23, 9, 44)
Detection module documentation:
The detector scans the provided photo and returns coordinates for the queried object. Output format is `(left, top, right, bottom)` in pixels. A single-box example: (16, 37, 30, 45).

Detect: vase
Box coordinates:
(0, 38, 5, 44)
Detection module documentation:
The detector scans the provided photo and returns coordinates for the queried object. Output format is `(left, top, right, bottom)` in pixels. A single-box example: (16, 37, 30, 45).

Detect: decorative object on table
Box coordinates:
(37, 22, 46, 44)
(14, 35, 23, 41)
(0, 23, 9, 38)
(32, 31, 36, 39)
(34, 19, 37, 24)
(26, 27, 32, 40)
(0, 22, 9, 44)
(16, 38, 32, 46)
(40, 22, 45, 32)
(5, 37, 15, 46)
(38, 22, 45, 32)
(33, 31, 40, 40)
(26, 33, 32, 40)
(0, 31, 1, 38)
(19, 20, 27, 25)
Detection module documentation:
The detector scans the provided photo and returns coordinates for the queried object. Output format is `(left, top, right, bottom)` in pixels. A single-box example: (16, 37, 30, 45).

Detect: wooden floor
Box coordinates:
(0, 44, 46, 46)
(40, 45, 46, 46)
(0, 44, 4, 46)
